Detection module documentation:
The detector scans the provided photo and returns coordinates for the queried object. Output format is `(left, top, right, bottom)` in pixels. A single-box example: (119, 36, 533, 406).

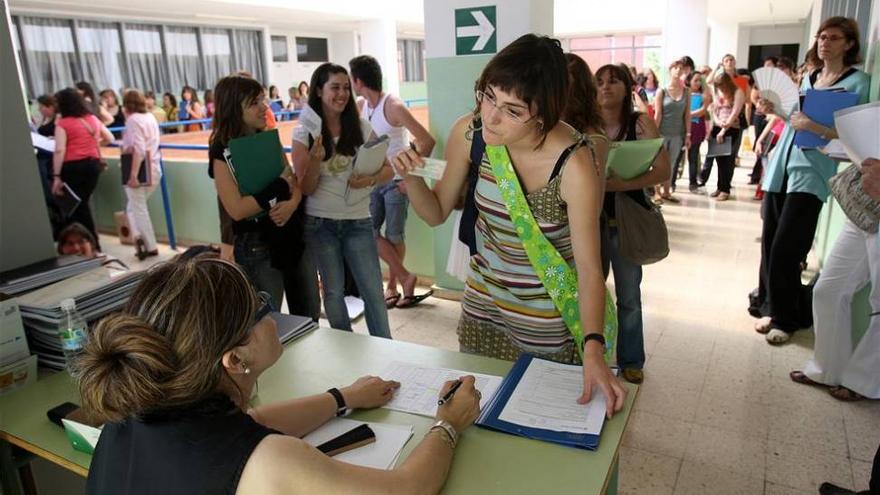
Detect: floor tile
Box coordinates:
(673, 460, 763, 495)
(694, 389, 771, 438)
(618, 446, 682, 495)
(763, 482, 814, 495)
(765, 439, 854, 492)
(683, 424, 767, 477)
(852, 459, 874, 493)
(622, 411, 694, 458)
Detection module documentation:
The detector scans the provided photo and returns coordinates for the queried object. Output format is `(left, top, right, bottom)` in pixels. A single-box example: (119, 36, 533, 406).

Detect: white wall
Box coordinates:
(739, 22, 807, 64)
(554, 0, 665, 36)
(708, 18, 740, 65)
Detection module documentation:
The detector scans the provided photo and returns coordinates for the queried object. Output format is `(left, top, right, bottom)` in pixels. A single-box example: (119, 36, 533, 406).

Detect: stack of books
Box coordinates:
(15, 267, 144, 370)
(0, 256, 104, 296)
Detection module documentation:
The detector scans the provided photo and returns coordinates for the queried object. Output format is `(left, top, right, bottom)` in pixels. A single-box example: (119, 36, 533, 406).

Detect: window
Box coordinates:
(165, 26, 204, 91)
(234, 30, 265, 81)
(18, 17, 79, 96)
(76, 21, 125, 94)
(295, 37, 328, 62)
(123, 23, 168, 94)
(271, 35, 288, 62)
(569, 34, 662, 76)
(202, 28, 233, 89)
(397, 39, 425, 82)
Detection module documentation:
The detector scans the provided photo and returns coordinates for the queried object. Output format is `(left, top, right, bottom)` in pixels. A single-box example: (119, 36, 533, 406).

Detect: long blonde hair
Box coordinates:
(76, 258, 258, 422)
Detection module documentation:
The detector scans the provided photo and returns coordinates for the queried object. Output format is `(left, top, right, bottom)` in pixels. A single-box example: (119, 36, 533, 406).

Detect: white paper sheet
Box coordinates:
(302, 418, 413, 470)
(834, 102, 880, 166)
(299, 104, 323, 139)
(407, 158, 447, 181)
(31, 132, 55, 152)
(497, 358, 606, 435)
(380, 362, 502, 417)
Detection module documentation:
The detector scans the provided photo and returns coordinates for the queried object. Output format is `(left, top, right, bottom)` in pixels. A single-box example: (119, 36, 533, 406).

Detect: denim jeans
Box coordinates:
(600, 220, 645, 370)
(370, 180, 409, 244)
(304, 216, 391, 338)
(234, 231, 284, 310)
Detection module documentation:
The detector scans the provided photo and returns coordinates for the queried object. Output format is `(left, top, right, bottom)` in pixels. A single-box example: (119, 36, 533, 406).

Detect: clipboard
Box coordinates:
(55, 183, 82, 218)
(344, 135, 390, 206)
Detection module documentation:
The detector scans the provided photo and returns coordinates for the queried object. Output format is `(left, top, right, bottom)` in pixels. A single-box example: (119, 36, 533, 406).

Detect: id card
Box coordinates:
(407, 158, 447, 181)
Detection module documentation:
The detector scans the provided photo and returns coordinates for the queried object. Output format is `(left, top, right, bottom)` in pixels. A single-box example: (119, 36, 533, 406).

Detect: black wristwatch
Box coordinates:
(583, 333, 606, 349)
(327, 388, 349, 417)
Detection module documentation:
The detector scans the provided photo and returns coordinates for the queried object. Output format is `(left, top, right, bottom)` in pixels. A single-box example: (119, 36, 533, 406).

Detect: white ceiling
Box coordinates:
(9, 0, 814, 35)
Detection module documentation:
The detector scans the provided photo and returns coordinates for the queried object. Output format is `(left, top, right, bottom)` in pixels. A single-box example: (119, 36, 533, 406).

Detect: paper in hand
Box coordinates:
(299, 104, 323, 139)
(833, 102, 880, 166)
(407, 158, 447, 181)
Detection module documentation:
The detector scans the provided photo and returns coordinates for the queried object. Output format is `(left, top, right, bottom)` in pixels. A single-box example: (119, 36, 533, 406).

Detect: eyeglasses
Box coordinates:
(475, 90, 535, 124)
(252, 291, 274, 328)
(816, 34, 846, 43)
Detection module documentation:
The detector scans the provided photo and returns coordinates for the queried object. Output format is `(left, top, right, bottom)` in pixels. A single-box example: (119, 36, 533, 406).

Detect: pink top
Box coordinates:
(121, 112, 162, 180)
(56, 115, 102, 162)
(712, 90, 739, 129)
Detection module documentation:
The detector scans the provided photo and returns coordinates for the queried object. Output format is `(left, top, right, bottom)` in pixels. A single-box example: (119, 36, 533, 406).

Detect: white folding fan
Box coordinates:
(751, 67, 800, 119)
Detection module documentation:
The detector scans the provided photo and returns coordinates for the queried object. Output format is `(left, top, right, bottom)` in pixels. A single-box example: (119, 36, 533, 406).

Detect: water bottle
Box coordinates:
(58, 298, 88, 371)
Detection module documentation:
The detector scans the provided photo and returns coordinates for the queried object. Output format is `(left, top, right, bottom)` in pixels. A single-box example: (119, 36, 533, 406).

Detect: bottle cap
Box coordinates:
(60, 298, 77, 311)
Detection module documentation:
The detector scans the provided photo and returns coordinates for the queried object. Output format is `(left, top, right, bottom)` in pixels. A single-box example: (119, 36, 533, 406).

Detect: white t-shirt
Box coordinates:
(292, 118, 374, 219)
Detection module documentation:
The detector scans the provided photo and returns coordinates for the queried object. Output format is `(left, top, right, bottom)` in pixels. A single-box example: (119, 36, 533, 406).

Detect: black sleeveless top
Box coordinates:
(86, 395, 277, 495)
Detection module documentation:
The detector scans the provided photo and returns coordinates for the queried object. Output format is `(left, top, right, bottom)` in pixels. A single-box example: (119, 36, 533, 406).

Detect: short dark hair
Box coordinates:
(679, 56, 695, 71)
(777, 56, 795, 71)
(763, 56, 779, 66)
(74, 81, 98, 102)
(474, 34, 568, 148)
(812, 16, 862, 67)
(37, 94, 56, 108)
(349, 55, 383, 92)
(55, 88, 91, 118)
(209, 75, 264, 149)
(57, 223, 97, 255)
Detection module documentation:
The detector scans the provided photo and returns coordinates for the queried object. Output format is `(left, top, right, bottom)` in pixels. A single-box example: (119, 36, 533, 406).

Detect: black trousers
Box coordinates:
(283, 247, 322, 321)
(60, 158, 103, 250)
(701, 127, 739, 193)
(759, 189, 823, 332)
(872, 443, 879, 494)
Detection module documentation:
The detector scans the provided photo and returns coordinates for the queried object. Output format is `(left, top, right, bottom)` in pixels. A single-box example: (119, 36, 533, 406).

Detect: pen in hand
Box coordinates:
(437, 380, 463, 406)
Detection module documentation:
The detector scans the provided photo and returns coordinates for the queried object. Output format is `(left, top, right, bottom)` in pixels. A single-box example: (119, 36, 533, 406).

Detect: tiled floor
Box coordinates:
(99, 153, 879, 495)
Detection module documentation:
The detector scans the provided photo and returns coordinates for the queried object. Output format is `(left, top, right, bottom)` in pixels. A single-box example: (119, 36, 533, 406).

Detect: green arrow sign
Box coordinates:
(455, 6, 497, 56)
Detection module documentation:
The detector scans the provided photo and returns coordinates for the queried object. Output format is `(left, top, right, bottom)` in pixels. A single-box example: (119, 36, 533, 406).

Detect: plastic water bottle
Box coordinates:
(58, 298, 88, 371)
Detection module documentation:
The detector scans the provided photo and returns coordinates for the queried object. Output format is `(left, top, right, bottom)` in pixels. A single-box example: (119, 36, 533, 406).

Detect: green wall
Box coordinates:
(400, 81, 428, 103)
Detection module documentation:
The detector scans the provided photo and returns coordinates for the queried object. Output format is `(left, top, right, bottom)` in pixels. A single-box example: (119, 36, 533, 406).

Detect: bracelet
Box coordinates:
(429, 420, 458, 449)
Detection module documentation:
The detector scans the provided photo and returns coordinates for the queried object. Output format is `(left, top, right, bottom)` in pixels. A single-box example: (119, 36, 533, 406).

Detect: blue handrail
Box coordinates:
(107, 110, 303, 133)
(404, 98, 428, 107)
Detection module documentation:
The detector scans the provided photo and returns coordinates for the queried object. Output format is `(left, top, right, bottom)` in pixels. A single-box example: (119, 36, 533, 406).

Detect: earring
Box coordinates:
(242, 363, 251, 375)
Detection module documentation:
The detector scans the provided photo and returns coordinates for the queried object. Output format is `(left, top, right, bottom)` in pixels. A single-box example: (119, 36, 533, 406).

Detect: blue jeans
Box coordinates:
(600, 220, 645, 369)
(304, 216, 391, 338)
(370, 180, 409, 244)
(234, 231, 284, 310)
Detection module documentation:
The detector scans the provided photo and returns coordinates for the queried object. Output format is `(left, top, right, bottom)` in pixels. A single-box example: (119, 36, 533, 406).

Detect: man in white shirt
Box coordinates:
(350, 55, 436, 308)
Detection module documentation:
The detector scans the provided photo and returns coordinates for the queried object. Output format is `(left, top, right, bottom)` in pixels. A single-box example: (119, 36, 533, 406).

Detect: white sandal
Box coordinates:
(754, 317, 771, 334)
(766, 328, 791, 344)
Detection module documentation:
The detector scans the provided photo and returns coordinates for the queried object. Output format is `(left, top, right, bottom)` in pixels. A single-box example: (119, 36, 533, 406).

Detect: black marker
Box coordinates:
(437, 380, 463, 406)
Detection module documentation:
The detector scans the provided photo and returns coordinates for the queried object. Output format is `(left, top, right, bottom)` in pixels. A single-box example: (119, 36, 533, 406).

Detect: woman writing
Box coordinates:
(80, 257, 481, 495)
(653, 60, 691, 202)
(210, 75, 303, 310)
(120, 89, 162, 261)
(394, 34, 625, 415)
(596, 64, 671, 383)
(755, 16, 871, 344)
(51, 88, 113, 250)
(291, 63, 394, 338)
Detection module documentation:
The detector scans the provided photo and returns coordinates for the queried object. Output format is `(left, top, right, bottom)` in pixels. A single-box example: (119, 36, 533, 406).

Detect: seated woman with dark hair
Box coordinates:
(79, 257, 481, 495)
(57, 223, 99, 258)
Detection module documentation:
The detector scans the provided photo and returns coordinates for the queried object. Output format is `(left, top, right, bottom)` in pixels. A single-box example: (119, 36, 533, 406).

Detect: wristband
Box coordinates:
(429, 420, 458, 449)
(326, 388, 349, 417)
(583, 333, 606, 349)
(252, 177, 291, 211)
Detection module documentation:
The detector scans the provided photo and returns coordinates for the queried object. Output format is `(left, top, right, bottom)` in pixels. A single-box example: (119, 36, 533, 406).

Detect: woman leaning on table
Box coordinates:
(79, 256, 481, 495)
(753, 16, 871, 345)
(393, 34, 626, 417)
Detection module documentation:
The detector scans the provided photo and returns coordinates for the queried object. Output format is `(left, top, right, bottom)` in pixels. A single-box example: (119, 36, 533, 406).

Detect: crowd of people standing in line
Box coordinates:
(26, 15, 878, 494)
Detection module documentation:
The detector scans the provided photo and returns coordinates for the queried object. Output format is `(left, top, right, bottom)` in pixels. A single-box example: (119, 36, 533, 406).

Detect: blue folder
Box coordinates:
(794, 89, 859, 149)
(476, 354, 602, 451)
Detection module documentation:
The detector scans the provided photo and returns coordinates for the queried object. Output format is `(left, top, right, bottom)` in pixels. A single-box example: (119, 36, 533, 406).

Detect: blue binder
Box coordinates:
(794, 89, 859, 149)
(476, 354, 602, 450)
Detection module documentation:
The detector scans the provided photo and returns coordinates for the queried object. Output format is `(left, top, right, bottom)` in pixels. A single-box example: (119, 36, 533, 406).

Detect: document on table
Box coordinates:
(497, 358, 606, 435)
(379, 362, 503, 417)
(302, 418, 413, 470)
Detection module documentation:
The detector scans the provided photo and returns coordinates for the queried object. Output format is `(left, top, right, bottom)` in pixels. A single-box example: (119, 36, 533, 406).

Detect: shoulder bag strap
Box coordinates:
(485, 144, 617, 362)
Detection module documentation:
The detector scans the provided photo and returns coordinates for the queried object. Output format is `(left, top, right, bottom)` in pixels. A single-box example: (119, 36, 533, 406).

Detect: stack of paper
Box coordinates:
(269, 312, 318, 345)
(0, 256, 104, 296)
(833, 102, 880, 165)
(303, 418, 414, 470)
(16, 267, 144, 369)
(379, 362, 503, 417)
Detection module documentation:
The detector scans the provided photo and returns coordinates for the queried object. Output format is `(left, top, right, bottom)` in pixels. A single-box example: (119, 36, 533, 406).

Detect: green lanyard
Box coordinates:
(485, 144, 617, 362)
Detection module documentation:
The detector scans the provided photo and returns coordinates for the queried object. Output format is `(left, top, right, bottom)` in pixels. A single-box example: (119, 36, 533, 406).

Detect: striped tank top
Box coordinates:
(461, 131, 600, 355)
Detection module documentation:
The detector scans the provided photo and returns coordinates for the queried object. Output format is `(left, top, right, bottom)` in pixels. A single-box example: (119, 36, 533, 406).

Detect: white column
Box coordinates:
(707, 18, 740, 67)
(663, 0, 708, 67)
(358, 19, 400, 97)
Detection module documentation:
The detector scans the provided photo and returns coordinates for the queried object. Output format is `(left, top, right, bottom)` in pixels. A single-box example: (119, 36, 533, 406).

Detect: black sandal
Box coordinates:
(396, 290, 434, 308)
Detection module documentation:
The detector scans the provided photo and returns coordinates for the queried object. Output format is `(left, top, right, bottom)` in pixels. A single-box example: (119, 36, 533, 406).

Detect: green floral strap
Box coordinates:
(485, 144, 617, 362)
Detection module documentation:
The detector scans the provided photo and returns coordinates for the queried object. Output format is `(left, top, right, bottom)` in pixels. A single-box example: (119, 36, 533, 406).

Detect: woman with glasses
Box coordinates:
(754, 16, 870, 345)
(209, 74, 303, 310)
(80, 257, 482, 495)
(291, 63, 394, 339)
(394, 34, 626, 417)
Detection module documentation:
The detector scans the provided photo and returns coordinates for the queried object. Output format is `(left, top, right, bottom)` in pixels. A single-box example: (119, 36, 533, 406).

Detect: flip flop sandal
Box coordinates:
(384, 294, 401, 309)
(829, 386, 864, 402)
(789, 370, 823, 387)
(396, 290, 434, 308)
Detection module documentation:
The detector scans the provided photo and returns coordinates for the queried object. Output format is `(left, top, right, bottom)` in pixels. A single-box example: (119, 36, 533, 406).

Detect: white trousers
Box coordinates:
(804, 220, 880, 399)
(125, 184, 159, 252)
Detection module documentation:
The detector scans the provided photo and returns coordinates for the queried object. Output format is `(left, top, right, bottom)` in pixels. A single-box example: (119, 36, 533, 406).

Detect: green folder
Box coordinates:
(606, 138, 664, 180)
(226, 129, 284, 195)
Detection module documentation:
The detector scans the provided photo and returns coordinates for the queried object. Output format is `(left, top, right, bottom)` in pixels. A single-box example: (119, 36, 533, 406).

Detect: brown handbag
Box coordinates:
(614, 191, 670, 265)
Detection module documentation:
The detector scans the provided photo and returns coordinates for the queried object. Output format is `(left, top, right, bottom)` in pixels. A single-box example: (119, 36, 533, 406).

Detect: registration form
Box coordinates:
(380, 362, 502, 417)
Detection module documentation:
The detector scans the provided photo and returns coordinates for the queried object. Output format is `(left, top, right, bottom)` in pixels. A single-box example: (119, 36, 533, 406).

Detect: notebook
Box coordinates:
(55, 183, 82, 218)
(120, 153, 150, 185)
(476, 354, 609, 451)
(606, 138, 663, 179)
(226, 129, 285, 195)
(794, 89, 860, 150)
(706, 136, 733, 158)
(269, 312, 317, 345)
(345, 135, 390, 206)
